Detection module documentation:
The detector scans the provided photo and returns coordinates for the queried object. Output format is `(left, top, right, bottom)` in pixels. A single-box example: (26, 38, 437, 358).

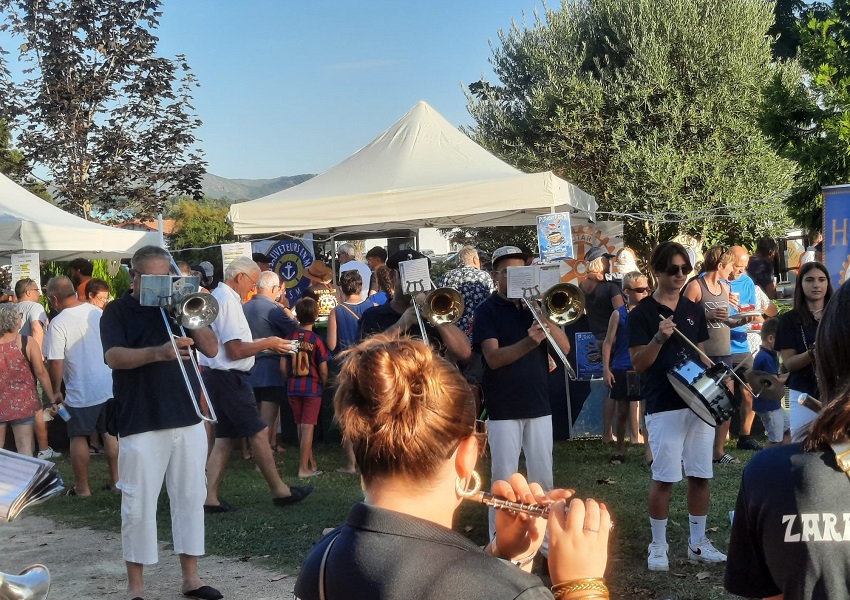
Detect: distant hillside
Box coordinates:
(202, 173, 315, 202)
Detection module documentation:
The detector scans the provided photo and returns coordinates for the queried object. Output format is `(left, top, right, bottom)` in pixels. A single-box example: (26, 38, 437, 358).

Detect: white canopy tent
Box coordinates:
(229, 101, 597, 238)
(0, 171, 160, 261)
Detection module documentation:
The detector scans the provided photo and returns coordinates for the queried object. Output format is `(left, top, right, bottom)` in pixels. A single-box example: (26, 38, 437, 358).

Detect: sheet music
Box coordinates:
(0, 449, 60, 522)
(537, 264, 562, 294)
(399, 258, 433, 295)
(507, 266, 536, 299)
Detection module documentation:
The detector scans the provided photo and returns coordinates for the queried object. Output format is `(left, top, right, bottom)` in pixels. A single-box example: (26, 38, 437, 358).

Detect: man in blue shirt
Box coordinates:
(728, 246, 778, 451)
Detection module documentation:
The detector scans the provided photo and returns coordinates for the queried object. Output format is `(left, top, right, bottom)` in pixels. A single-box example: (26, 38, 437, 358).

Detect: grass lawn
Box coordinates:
(32, 437, 749, 599)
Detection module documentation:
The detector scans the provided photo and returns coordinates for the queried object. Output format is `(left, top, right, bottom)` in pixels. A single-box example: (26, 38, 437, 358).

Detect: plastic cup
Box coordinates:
(56, 403, 71, 422)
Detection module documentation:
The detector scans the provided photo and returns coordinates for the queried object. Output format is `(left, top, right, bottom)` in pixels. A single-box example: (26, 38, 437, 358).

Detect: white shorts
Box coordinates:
(789, 389, 818, 443)
(645, 408, 713, 483)
(758, 408, 790, 443)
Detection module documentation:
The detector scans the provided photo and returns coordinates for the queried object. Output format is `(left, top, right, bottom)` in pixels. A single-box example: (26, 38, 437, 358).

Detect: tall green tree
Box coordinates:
(0, 119, 50, 200)
(466, 0, 797, 257)
(770, 1, 831, 60)
(0, 0, 206, 221)
(169, 198, 233, 251)
(761, 0, 850, 232)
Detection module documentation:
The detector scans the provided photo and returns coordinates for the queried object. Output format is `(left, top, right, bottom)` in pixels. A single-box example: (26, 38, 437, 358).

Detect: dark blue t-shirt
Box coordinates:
(100, 291, 203, 437)
(726, 444, 850, 600)
(627, 295, 709, 414)
(752, 347, 781, 413)
(472, 293, 550, 421)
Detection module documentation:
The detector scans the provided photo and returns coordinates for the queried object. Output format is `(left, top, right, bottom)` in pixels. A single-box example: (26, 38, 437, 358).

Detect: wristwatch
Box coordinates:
(653, 333, 664, 345)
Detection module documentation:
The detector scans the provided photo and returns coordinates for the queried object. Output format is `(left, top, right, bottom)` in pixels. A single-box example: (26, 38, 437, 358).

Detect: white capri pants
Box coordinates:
(487, 416, 553, 545)
(118, 422, 208, 564)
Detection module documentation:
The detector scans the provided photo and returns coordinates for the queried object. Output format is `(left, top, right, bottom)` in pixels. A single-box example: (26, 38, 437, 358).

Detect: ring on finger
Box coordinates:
(582, 527, 599, 532)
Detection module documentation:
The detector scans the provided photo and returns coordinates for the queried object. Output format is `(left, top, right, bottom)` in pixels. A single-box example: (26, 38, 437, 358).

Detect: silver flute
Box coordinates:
(469, 491, 615, 529)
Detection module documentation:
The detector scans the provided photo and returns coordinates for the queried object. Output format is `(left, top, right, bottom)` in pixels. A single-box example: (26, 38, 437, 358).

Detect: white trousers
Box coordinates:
(118, 423, 207, 564)
(487, 416, 553, 549)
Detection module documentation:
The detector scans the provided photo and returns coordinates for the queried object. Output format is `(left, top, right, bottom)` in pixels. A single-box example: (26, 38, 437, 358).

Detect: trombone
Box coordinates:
(520, 283, 585, 380)
(142, 258, 220, 423)
(407, 283, 465, 345)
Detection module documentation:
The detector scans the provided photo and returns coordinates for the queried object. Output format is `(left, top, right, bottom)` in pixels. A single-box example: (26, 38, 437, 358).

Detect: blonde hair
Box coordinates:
(622, 271, 645, 289)
(334, 334, 475, 484)
(587, 257, 607, 274)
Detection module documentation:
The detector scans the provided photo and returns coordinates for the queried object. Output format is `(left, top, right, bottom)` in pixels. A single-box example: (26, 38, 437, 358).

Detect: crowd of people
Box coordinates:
(0, 234, 842, 599)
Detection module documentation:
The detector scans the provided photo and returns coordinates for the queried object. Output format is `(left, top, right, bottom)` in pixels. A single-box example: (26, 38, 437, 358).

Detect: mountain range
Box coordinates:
(201, 172, 315, 202)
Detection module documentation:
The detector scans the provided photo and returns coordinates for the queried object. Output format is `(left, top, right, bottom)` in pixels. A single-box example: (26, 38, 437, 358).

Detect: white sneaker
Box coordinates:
(37, 447, 61, 459)
(647, 542, 669, 571)
(688, 538, 727, 563)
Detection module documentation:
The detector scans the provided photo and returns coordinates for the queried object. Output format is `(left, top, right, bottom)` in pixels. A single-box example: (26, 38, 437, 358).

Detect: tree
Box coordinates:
(466, 0, 797, 257)
(0, 119, 50, 200)
(439, 226, 538, 256)
(769, 1, 831, 60)
(169, 198, 233, 251)
(761, 0, 850, 232)
(0, 0, 206, 221)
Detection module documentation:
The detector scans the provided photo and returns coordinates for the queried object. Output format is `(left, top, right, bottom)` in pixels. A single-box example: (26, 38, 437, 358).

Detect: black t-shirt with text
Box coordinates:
(725, 443, 850, 600)
(628, 295, 709, 414)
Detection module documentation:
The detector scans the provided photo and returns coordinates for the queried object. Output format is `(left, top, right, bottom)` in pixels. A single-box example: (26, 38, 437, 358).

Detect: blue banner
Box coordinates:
(267, 239, 314, 307)
(823, 184, 850, 289)
(574, 332, 603, 380)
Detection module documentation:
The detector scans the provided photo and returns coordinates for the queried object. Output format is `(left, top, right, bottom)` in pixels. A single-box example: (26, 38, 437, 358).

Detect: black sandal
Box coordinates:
(609, 454, 625, 465)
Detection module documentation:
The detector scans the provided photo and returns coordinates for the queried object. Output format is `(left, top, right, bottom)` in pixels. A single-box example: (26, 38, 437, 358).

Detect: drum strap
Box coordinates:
(829, 443, 850, 480)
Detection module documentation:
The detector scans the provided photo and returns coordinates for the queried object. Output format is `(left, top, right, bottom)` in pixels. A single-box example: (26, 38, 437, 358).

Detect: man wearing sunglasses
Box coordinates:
(628, 241, 725, 572)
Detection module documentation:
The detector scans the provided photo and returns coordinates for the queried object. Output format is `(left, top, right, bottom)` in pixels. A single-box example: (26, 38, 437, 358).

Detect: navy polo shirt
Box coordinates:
(628, 295, 709, 415)
(472, 293, 550, 421)
(100, 291, 203, 437)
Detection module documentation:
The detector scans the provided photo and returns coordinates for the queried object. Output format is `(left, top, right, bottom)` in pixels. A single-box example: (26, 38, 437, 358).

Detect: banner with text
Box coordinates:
(823, 184, 850, 288)
(11, 253, 40, 292)
(267, 238, 316, 307)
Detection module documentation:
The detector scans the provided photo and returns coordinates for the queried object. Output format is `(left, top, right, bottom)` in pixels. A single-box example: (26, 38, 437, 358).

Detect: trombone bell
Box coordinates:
(542, 283, 585, 326)
(176, 293, 219, 330)
(0, 564, 50, 600)
(426, 287, 465, 326)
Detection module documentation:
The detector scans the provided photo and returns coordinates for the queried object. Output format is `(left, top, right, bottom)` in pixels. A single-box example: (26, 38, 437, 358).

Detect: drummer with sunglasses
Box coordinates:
(628, 241, 726, 572)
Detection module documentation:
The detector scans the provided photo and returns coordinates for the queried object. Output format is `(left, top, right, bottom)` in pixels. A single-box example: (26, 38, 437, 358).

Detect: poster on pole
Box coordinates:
(574, 331, 603, 380)
(220, 242, 253, 271)
(823, 184, 850, 289)
(537, 212, 574, 261)
(11, 253, 40, 292)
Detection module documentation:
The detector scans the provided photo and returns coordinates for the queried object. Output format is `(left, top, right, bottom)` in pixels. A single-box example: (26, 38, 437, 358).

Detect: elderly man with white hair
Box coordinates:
(337, 242, 372, 302)
(202, 257, 313, 513)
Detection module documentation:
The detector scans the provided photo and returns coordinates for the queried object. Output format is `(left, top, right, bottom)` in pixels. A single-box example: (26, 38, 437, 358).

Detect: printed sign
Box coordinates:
(220, 242, 253, 271)
(537, 212, 574, 261)
(575, 332, 603, 381)
(823, 184, 850, 288)
(11, 253, 40, 292)
(558, 220, 624, 284)
(267, 239, 315, 307)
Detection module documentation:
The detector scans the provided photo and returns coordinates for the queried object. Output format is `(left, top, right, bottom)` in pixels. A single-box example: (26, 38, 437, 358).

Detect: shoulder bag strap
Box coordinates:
(340, 303, 360, 321)
(318, 531, 342, 600)
(830, 443, 850, 481)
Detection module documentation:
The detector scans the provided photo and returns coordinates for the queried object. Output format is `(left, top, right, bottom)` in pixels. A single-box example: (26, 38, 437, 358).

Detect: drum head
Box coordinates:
(668, 373, 716, 426)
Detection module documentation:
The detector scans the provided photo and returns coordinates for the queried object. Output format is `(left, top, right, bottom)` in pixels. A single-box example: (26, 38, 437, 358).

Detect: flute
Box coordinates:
(469, 491, 615, 530)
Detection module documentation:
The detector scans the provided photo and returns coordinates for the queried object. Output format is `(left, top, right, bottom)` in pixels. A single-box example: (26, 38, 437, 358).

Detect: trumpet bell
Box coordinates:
(426, 287, 465, 326)
(542, 283, 585, 326)
(0, 564, 50, 600)
(175, 292, 219, 330)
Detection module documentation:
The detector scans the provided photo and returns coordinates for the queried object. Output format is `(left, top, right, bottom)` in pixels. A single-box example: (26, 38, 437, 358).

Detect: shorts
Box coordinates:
(254, 386, 287, 405)
(609, 369, 641, 401)
(1, 415, 34, 426)
(645, 408, 714, 483)
(202, 369, 267, 439)
(66, 402, 108, 437)
(758, 408, 790, 443)
(288, 395, 321, 426)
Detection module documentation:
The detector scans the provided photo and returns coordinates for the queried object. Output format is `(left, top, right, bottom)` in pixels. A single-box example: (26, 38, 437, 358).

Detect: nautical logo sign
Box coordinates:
(267, 239, 314, 306)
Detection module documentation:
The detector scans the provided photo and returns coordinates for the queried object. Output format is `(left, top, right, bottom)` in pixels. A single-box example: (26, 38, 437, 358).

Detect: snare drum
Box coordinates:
(667, 358, 737, 426)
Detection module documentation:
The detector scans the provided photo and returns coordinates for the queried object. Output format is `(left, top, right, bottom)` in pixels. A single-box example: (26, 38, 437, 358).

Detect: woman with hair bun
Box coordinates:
(294, 335, 610, 600)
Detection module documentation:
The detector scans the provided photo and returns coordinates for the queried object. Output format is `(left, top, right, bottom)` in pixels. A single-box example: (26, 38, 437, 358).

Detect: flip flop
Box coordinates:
(203, 500, 237, 514)
(272, 485, 314, 507)
(609, 454, 625, 466)
(713, 453, 740, 465)
(183, 585, 223, 600)
(299, 470, 323, 479)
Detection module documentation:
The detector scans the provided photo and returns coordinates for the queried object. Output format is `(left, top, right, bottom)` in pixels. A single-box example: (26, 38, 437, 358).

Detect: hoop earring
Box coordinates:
(455, 470, 482, 499)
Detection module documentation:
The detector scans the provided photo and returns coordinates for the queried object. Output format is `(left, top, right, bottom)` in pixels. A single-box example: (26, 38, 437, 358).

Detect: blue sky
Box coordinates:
(155, 1, 542, 179)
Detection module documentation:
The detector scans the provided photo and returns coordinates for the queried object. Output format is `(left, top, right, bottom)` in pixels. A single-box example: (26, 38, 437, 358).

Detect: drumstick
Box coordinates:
(798, 393, 823, 413)
(658, 315, 715, 366)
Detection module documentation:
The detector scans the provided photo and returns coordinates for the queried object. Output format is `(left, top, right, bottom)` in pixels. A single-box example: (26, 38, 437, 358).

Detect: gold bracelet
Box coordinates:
(553, 590, 609, 600)
(551, 578, 608, 595)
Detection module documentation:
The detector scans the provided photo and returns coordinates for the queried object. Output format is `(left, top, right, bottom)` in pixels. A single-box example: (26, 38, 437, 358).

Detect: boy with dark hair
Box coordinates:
(751, 318, 789, 446)
(283, 297, 330, 478)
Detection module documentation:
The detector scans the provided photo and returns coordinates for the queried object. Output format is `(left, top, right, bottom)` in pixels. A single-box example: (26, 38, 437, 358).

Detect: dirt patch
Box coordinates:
(2, 515, 297, 599)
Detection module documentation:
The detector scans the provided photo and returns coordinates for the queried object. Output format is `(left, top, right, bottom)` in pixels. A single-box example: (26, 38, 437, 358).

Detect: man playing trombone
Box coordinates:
(101, 245, 223, 600)
(472, 245, 571, 556)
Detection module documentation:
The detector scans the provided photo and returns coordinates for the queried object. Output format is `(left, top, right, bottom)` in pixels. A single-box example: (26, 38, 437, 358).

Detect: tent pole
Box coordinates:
(157, 213, 165, 249)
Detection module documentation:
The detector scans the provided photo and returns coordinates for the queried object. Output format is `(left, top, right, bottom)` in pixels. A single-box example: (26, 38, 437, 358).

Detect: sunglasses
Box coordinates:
(664, 264, 691, 276)
(627, 287, 650, 293)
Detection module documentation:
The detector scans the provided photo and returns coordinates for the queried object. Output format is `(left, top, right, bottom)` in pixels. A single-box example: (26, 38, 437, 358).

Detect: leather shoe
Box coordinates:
(272, 485, 314, 506)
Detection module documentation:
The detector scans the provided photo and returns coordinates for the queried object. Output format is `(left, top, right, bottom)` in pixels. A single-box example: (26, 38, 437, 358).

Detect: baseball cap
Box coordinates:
(386, 249, 431, 271)
(491, 246, 531, 269)
(198, 261, 214, 278)
(584, 246, 615, 263)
